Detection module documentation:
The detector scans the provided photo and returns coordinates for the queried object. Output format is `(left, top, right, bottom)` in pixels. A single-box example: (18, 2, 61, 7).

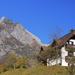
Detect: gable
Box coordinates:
(51, 30, 75, 48)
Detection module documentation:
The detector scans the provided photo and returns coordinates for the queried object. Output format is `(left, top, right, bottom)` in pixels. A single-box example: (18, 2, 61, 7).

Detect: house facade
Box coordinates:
(47, 30, 75, 66)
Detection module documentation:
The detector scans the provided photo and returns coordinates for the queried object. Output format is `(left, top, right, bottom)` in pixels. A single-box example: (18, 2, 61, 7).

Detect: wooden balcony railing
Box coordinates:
(65, 44, 75, 52)
(65, 56, 75, 63)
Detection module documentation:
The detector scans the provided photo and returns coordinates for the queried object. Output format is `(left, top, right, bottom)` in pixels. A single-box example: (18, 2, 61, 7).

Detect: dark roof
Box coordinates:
(51, 30, 75, 48)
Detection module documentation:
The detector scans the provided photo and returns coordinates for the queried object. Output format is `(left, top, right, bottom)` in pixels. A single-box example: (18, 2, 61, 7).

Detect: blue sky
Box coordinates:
(0, 0, 75, 44)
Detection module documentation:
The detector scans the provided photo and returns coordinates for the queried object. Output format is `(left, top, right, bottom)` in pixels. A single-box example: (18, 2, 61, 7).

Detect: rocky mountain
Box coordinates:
(0, 17, 46, 63)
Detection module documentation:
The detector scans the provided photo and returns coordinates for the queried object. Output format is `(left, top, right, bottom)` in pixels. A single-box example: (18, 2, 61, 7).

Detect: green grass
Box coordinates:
(0, 65, 71, 75)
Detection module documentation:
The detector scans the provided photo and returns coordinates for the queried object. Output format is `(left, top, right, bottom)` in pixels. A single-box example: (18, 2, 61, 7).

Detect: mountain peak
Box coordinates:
(0, 16, 7, 23)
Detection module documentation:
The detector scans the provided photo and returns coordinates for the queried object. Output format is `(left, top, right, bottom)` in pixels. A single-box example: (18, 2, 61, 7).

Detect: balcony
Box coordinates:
(65, 56, 75, 64)
(65, 44, 75, 52)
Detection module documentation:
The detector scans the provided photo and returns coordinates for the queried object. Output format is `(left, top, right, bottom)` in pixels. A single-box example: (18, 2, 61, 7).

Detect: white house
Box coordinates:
(47, 30, 75, 66)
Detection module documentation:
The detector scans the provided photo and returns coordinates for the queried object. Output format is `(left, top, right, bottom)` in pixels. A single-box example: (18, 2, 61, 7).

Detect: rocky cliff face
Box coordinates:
(0, 17, 45, 63)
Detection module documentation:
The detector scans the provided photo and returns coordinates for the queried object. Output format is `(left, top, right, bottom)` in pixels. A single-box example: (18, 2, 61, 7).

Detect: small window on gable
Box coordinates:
(69, 40, 74, 45)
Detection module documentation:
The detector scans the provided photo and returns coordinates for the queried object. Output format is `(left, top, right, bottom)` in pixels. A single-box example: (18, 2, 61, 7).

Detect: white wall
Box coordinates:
(61, 46, 68, 66)
(69, 39, 75, 56)
(70, 39, 75, 45)
(47, 58, 61, 66)
(61, 39, 75, 66)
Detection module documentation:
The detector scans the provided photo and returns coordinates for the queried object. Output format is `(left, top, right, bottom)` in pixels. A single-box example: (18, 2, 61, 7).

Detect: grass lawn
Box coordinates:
(0, 65, 70, 75)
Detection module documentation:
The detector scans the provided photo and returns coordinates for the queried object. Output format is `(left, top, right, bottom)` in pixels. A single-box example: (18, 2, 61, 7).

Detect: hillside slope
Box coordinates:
(0, 17, 48, 63)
